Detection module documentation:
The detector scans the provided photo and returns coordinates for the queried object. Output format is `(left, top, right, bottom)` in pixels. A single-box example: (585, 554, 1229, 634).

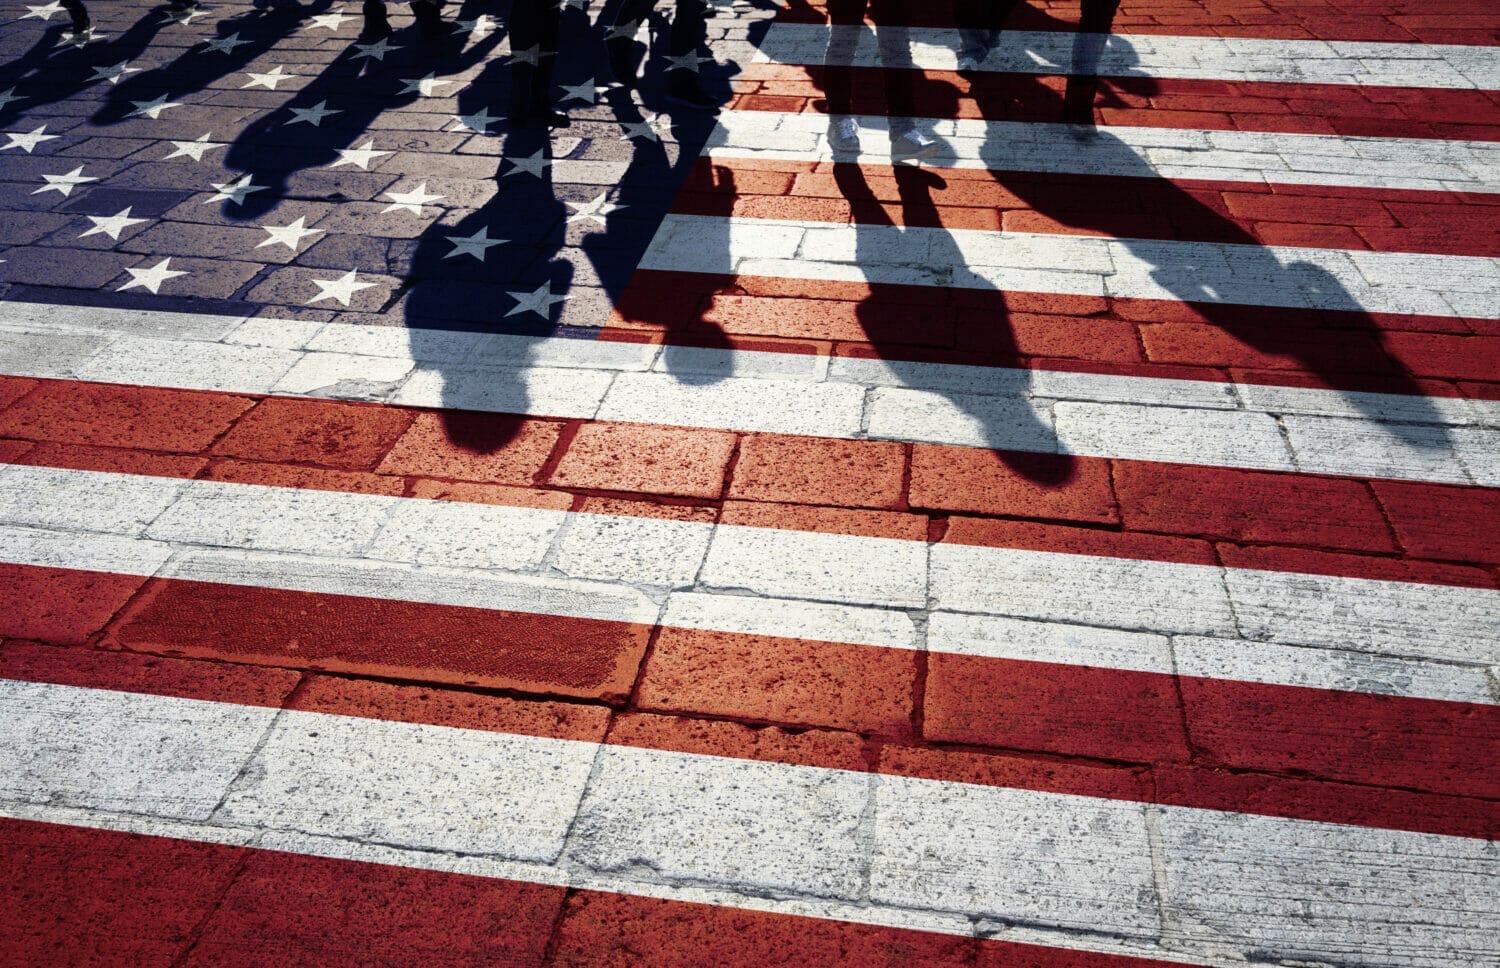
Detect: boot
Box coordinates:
(409, 0, 446, 43)
(664, 72, 715, 111)
(60, 0, 90, 38)
(361, 0, 391, 38)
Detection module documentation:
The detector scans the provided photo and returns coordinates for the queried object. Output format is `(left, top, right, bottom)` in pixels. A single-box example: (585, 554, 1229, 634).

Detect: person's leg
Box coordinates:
(361, 0, 392, 38)
(955, 0, 1019, 68)
(606, 0, 654, 87)
(822, 0, 865, 150)
(409, 0, 446, 43)
(665, 0, 715, 107)
(1062, 0, 1122, 123)
(510, 0, 566, 126)
(58, 0, 89, 36)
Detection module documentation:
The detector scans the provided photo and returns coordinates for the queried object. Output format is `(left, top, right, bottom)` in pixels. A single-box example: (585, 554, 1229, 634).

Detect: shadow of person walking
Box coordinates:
(964, 0, 1451, 447)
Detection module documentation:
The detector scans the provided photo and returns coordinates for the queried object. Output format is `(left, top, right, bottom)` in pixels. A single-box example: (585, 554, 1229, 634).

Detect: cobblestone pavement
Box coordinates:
(0, 0, 1497, 963)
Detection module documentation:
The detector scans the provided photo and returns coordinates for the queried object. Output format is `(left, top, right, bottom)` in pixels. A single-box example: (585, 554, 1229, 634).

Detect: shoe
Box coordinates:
(1061, 80, 1094, 126)
(605, 38, 638, 89)
(956, 52, 982, 72)
(890, 128, 939, 163)
(827, 116, 860, 154)
(361, 0, 391, 38)
(664, 75, 716, 111)
(409, 0, 446, 43)
(165, 0, 198, 10)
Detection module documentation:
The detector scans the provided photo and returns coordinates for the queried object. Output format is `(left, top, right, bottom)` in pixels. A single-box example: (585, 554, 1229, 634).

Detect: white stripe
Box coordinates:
(640, 212, 1499, 320)
(2, 680, 1494, 967)
(756, 24, 1500, 89)
(0, 464, 1495, 682)
(705, 109, 1500, 194)
(2, 302, 1493, 486)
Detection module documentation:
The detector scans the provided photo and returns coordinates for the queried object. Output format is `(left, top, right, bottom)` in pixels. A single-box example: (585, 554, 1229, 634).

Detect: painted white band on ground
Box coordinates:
(1, 679, 1494, 967)
(0, 303, 1494, 486)
(704, 110, 1500, 194)
(1, 464, 1496, 672)
(754, 23, 1500, 89)
(639, 213, 1500, 320)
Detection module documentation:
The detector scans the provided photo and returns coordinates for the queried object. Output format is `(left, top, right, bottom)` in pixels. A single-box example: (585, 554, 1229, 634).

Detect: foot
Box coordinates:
(409, 0, 446, 42)
(890, 128, 939, 163)
(828, 116, 860, 154)
(1061, 81, 1094, 126)
(361, 0, 391, 38)
(664, 74, 716, 111)
(605, 38, 638, 88)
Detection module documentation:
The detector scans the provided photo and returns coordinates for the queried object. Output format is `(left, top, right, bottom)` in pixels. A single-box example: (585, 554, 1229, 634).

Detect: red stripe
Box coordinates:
(0, 816, 1199, 967)
(677, 156, 1500, 258)
(2, 376, 1496, 587)
(0, 817, 564, 967)
(779, 0, 1500, 45)
(4, 629, 1497, 837)
(613, 269, 1500, 402)
(733, 65, 1500, 144)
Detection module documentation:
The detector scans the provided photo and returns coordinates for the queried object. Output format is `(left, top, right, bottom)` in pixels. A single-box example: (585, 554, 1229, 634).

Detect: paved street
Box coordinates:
(0, 0, 1496, 963)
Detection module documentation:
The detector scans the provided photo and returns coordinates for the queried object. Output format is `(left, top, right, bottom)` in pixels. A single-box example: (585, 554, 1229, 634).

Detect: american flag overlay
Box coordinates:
(0, 0, 1497, 962)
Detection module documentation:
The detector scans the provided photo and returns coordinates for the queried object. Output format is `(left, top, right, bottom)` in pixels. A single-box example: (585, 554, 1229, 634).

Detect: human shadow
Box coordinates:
(92, 0, 337, 128)
(215, 0, 505, 220)
(966, 0, 1450, 441)
(0, 11, 174, 129)
(768, 0, 1447, 462)
(395, 0, 744, 451)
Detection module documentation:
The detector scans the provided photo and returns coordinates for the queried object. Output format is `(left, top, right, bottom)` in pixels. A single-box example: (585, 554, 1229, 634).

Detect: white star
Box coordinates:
(163, 132, 225, 161)
(55, 28, 108, 47)
(257, 216, 323, 252)
(307, 269, 376, 306)
(304, 7, 350, 30)
(380, 182, 443, 216)
(566, 191, 622, 226)
(161, 6, 206, 25)
(117, 258, 188, 294)
(88, 60, 141, 85)
(558, 78, 598, 103)
(665, 51, 712, 72)
(285, 100, 341, 126)
(508, 44, 554, 66)
(127, 94, 182, 119)
(398, 72, 453, 97)
(2, 124, 59, 154)
(201, 32, 252, 54)
(449, 107, 499, 133)
(505, 283, 568, 318)
(453, 14, 497, 36)
(242, 65, 296, 90)
(79, 206, 148, 240)
(0, 88, 24, 111)
(351, 37, 399, 60)
(204, 174, 267, 206)
(328, 139, 391, 170)
(32, 166, 97, 197)
(503, 150, 551, 178)
(604, 19, 639, 40)
(619, 118, 660, 142)
(444, 227, 507, 260)
(20, 2, 63, 20)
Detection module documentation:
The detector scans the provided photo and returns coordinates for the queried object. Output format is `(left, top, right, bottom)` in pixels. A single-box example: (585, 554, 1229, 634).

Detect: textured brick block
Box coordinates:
(729, 433, 905, 509)
(548, 422, 736, 499)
